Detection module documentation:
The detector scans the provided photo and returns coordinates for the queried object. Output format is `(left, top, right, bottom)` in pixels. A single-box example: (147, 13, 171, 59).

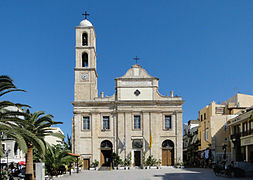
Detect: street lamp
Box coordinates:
(222, 144, 227, 160)
(6, 149, 11, 171)
(0, 149, 5, 179)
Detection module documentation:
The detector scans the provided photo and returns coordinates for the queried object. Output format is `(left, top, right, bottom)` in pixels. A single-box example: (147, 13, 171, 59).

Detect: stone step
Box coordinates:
(98, 166, 111, 171)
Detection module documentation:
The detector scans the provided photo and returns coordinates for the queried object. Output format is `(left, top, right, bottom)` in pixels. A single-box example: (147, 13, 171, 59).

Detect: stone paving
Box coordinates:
(55, 168, 253, 180)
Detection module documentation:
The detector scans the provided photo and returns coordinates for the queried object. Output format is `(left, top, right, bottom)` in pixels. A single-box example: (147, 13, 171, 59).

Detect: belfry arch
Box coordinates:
(82, 33, 88, 46)
(82, 52, 88, 67)
(161, 140, 174, 166)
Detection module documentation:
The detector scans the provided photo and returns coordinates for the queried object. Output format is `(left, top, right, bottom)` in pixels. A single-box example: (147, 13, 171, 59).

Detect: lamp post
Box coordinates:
(0, 150, 4, 179)
(6, 149, 11, 171)
(222, 144, 227, 160)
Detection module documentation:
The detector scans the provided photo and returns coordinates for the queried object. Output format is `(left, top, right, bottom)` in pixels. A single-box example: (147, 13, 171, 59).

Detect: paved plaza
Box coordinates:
(55, 168, 253, 180)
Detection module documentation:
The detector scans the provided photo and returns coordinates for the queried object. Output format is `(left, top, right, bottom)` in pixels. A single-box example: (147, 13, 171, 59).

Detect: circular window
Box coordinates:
(134, 90, 140, 96)
(132, 140, 143, 149)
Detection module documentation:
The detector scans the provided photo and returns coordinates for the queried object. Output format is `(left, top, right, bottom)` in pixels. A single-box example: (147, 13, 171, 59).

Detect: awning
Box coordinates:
(0, 158, 25, 164)
(68, 153, 80, 157)
(190, 134, 198, 145)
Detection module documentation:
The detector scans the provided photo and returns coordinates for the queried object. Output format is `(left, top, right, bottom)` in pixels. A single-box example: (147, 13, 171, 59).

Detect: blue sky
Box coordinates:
(1, 0, 253, 136)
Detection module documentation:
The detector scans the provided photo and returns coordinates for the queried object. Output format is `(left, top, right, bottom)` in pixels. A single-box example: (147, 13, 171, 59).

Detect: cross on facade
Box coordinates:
(133, 56, 140, 64)
(82, 11, 90, 19)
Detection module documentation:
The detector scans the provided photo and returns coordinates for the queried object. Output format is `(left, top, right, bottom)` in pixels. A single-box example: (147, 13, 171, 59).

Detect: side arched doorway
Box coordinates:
(162, 140, 174, 166)
(100, 140, 113, 167)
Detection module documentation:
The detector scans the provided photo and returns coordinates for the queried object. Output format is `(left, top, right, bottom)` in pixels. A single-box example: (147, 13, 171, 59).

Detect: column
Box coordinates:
(246, 145, 249, 162)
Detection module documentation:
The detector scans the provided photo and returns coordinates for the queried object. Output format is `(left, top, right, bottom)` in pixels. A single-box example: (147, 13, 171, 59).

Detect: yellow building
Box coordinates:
(198, 93, 253, 163)
(228, 107, 253, 162)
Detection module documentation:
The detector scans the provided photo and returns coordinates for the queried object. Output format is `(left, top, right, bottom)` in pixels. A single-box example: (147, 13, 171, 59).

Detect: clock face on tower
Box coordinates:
(81, 73, 88, 80)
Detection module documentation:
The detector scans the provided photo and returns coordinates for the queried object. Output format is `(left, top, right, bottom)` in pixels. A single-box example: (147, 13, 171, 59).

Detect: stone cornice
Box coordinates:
(75, 26, 94, 30)
(75, 47, 97, 57)
(73, 100, 183, 106)
(75, 46, 95, 49)
(115, 110, 183, 113)
(74, 67, 98, 77)
(116, 86, 158, 88)
(115, 77, 159, 81)
(73, 109, 183, 114)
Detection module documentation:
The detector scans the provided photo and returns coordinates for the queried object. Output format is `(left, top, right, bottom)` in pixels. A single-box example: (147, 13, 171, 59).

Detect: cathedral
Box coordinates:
(72, 15, 184, 169)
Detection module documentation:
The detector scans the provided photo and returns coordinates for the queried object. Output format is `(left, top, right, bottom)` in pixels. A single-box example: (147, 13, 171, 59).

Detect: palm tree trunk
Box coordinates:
(25, 146, 34, 180)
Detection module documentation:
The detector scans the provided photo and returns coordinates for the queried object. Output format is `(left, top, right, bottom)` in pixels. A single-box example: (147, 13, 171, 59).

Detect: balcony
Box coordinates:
(242, 129, 253, 137)
(231, 130, 253, 140)
(230, 133, 241, 140)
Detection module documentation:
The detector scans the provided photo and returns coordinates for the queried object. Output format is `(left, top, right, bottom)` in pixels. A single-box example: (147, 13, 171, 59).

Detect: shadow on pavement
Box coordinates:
(153, 168, 252, 180)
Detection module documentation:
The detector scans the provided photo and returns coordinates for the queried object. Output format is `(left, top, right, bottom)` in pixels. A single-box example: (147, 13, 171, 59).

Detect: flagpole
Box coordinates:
(149, 113, 152, 156)
(124, 113, 126, 160)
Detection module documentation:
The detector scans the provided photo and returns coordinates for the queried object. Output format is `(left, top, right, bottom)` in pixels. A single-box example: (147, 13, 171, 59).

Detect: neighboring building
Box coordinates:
(72, 16, 184, 169)
(44, 127, 64, 146)
(228, 107, 253, 162)
(0, 133, 25, 165)
(183, 120, 199, 166)
(0, 106, 25, 165)
(198, 93, 253, 163)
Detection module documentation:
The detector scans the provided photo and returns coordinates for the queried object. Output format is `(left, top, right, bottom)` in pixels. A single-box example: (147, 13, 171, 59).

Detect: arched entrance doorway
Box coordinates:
(100, 140, 113, 166)
(162, 140, 174, 166)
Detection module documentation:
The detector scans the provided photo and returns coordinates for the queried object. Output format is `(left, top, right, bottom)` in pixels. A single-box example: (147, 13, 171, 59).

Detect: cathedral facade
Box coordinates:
(72, 17, 184, 169)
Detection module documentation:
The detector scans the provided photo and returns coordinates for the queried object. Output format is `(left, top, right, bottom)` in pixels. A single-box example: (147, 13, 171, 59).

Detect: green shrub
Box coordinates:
(111, 152, 122, 167)
(91, 159, 99, 168)
(146, 155, 158, 166)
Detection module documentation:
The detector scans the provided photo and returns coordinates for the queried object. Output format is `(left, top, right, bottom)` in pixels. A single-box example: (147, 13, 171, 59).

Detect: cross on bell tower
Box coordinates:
(82, 11, 90, 19)
(133, 56, 140, 64)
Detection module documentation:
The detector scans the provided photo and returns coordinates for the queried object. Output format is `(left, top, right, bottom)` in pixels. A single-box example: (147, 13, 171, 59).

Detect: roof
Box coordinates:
(79, 19, 93, 27)
(115, 64, 158, 80)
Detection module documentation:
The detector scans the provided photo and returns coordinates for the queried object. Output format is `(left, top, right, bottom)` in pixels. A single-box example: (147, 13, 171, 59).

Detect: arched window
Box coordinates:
(82, 33, 88, 46)
(101, 140, 113, 149)
(162, 140, 174, 149)
(82, 53, 88, 67)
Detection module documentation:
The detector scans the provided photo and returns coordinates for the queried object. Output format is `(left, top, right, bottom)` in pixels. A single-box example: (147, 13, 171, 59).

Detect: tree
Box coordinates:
(0, 75, 24, 97)
(45, 144, 75, 176)
(0, 75, 28, 156)
(65, 134, 72, 151)
(20, 110, 63, 180)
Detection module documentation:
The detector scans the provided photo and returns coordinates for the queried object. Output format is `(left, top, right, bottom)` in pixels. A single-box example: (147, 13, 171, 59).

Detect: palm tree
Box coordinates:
(20, 110, 63, 180)
(45, 144, 75, 176)
(66, 134, 72, 151)
(0, 75, 29, 156)
(0, 75, 24, 97)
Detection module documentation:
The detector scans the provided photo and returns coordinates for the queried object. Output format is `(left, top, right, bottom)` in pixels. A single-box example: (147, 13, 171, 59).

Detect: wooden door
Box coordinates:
(162, 149, 168, 166)
(167, 150, 172, 165)
(162, 149, 172, 166)
(100, 151, 105, 166)
(83, 159, 89, 170)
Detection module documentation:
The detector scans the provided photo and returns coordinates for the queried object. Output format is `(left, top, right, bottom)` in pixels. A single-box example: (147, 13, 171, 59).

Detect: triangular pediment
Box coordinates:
(116, 64, 158, 80)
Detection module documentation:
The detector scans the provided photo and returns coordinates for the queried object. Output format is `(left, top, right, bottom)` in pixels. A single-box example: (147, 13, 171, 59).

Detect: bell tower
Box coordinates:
(74, 12, 98, 101)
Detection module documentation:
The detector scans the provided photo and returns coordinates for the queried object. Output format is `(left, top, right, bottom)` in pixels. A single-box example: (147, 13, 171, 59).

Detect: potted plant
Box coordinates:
(142, 152, 149, 169)
(124, 152, 132, 169)
(124, 158, 130, 170)
(174, 161, 181, 168)
(118, 159, 125, 170)
(112, 153, 123, 170)
(146, 155, 157, 169)
(90, 160, 99, 170)
(157, 159, 162, 169)
(180, 162, 184, 168)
